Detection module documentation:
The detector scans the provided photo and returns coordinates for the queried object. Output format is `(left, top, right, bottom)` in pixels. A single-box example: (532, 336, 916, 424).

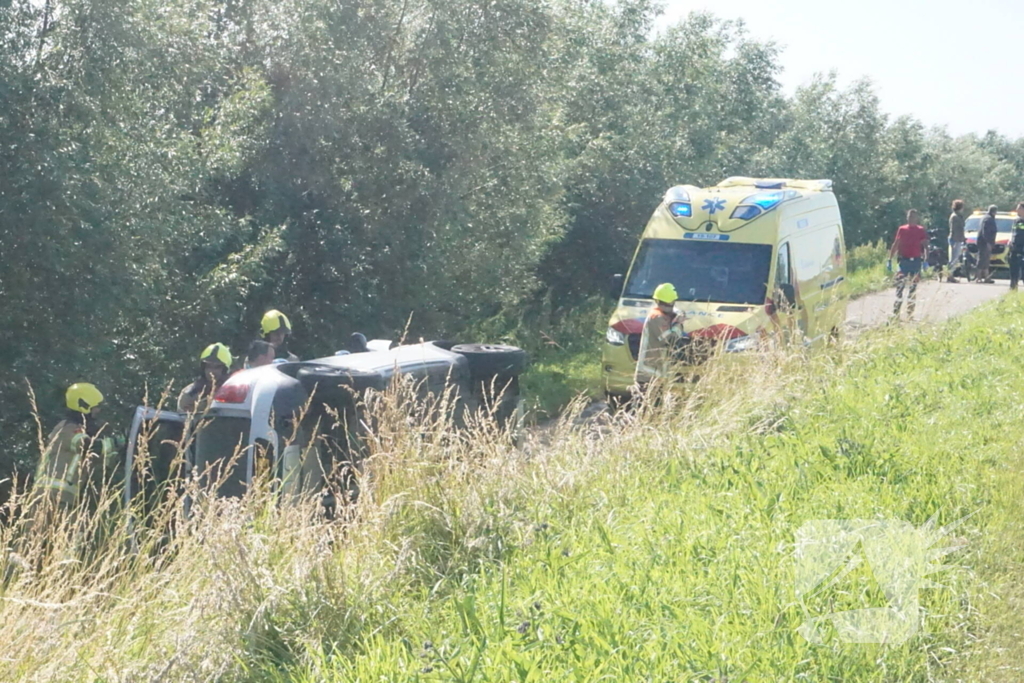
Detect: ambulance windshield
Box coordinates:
(623, 239, 772, 305)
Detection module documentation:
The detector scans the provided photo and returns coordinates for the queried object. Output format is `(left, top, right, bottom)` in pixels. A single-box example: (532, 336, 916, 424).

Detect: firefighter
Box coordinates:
(33, 383, 118, 513)
(634, 282, 686, 388)
(261, 309, 299, 362)
(178, 343, 232, 413)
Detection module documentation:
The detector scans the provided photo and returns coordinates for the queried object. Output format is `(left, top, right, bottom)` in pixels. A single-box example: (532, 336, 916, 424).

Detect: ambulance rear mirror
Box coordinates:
(609, 274, 624, 300)
(779, 283, 796, 306)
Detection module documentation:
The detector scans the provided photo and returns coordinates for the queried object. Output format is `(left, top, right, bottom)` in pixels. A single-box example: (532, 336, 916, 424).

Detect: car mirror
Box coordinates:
(609, 274, 624, 300)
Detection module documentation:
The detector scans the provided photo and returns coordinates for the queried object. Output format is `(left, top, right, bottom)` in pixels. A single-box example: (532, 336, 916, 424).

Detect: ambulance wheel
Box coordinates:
(605, 392, 633, 412)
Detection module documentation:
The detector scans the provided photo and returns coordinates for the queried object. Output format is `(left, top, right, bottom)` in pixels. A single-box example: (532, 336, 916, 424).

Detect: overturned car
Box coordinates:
(123, 341, 527, 509)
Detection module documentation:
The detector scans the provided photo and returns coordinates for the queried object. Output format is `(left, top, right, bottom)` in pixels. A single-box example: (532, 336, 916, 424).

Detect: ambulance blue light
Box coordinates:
(748, 191, 786, 210)
(669, 202, 692, 218)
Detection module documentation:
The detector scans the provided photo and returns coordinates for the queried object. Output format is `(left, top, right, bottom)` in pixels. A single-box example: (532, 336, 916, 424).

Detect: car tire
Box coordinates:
(450, 344, 528, 377)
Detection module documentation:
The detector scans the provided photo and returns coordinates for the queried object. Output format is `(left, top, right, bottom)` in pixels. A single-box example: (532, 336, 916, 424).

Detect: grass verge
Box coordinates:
(5, 295, 1024, 681)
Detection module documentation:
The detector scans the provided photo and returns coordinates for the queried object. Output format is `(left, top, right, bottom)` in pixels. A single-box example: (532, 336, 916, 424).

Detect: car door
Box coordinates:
(124, 406, 189, 511)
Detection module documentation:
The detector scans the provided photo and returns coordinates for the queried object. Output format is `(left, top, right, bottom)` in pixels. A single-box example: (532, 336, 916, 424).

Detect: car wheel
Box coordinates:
(450, 343, 528, 377)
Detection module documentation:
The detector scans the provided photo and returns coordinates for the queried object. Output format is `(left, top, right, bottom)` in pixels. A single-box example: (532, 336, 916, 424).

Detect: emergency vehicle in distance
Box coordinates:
(964, 209, 1016, 273)
(603, 177, 848, 402)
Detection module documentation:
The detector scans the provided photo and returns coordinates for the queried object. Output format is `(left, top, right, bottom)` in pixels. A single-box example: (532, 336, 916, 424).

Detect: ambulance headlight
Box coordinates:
(606, 327, 627, 346)
(725, 335, 759, 353)
(731, 205, 762, 221)
(731, 190, 799, 220)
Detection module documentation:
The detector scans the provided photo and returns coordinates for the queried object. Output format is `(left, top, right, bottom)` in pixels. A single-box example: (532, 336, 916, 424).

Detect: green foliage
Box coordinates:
(1, 0, 1022, 489)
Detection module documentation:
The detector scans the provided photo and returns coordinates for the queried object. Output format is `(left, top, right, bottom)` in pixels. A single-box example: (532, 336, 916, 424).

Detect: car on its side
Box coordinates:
(123, 341, 527, 511)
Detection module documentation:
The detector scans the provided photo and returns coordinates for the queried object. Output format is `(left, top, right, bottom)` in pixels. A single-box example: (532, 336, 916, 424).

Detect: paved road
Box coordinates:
(845, 278, 1007, 334)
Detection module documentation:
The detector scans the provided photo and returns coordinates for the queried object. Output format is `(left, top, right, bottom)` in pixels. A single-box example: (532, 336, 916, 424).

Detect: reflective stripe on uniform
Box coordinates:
(35, 476, 79, 495)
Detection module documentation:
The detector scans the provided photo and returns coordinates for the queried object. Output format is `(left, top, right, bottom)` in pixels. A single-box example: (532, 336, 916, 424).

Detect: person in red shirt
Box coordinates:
(887, 209, 929, 318)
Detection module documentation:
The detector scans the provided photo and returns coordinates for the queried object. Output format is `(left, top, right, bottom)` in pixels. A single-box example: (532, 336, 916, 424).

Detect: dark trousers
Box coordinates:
(1011, 251, 1024, 289)
(977, 242, 993, 280)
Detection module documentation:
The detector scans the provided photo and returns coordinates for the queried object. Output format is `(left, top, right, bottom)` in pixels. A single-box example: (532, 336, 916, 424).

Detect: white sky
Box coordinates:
(660, 0, 1024, 138)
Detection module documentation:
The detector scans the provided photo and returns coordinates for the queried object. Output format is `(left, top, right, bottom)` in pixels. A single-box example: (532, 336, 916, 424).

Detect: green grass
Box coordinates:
(7, 295, 1024, 681)
(286, 302, 1021, 681)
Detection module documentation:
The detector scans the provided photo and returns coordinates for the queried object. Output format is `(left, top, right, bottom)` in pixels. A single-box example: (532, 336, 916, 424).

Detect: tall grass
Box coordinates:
(4, 297, 1024, 681)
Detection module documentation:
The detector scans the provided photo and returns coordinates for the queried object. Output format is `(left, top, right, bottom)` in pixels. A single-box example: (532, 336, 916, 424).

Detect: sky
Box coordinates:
(660, 0, 1024, 138)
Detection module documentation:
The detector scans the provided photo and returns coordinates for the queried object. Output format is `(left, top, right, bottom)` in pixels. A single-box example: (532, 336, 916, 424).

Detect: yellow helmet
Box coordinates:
(66, 383, 104, 413)
(653, 282, 679, 304)
(260, 310, 291, 336)
(200, 343, 233, 368)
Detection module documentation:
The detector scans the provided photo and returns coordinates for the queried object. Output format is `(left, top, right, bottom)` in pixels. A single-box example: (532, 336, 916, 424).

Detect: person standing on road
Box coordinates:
(261, 310, 299, 362)
(1010, 203, 1024, 291)
(976, 205, 999, 284)
(888, 210, 929, 319)
(634, 283, 686, 388)
(947, 199, 966, 283)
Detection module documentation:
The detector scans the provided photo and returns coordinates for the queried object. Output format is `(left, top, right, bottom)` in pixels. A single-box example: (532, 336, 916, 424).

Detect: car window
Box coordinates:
(128, 417, 187, 509)
(194, 416, 251, 498)
(775, 243, 792, 287)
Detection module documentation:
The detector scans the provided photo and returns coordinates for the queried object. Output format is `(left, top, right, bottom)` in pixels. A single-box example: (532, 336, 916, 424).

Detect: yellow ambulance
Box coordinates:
(603, 177, 847, 400)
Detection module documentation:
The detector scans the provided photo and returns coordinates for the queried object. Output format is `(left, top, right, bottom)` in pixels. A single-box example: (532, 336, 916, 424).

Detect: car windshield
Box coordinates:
(966, 216, 1014, 233)
(624, 239, 773, 305)
(194, 416, 251, 497)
